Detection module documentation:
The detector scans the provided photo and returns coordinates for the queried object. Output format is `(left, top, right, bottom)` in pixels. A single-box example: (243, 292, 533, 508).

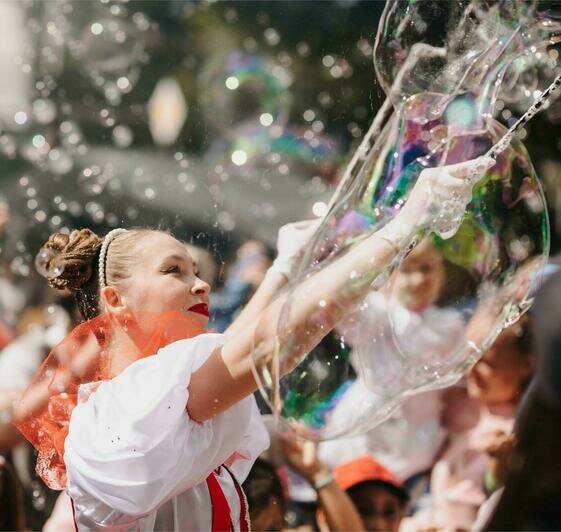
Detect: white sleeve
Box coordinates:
(223, 395, 269, 484)
(64, 333, 269, 517)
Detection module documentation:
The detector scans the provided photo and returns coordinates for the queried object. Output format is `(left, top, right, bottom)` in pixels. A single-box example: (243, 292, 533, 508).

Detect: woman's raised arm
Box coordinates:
(224, 220, 320, 339)
(188, 157, 494, 421)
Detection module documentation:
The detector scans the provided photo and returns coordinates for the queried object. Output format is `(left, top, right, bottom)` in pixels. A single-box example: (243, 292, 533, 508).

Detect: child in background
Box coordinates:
(340, 238, 468, 398)
(333, 456, 408, 532)
(242, 459, 286, 531)
(467, 316, 534, 411)
(319, 238, 466, 489)
(406, 317, 534, 530)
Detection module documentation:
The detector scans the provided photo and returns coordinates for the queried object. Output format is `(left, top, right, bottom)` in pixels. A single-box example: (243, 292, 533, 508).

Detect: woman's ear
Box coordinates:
(100, 286, 127, 313)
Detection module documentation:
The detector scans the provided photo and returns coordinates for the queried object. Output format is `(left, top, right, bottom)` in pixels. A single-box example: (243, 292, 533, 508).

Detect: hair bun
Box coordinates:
(42, 229, 102, 292)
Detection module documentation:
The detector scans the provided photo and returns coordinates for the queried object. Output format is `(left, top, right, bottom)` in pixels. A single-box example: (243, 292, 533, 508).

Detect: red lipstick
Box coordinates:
(188, 303, 209, 317)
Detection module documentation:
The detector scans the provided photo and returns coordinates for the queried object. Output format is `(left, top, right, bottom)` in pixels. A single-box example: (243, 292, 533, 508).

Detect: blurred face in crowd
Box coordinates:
(235, 240, 271, 288)
(391, 239, 445, 312)
(440, 385, 481, 433)
(467, 321, 533, 407)
(348, 483, 405, 532)
(250, 496, 284, 531)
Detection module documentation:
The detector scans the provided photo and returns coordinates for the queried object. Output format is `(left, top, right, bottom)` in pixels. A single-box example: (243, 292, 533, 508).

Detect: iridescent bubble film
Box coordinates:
(199, 51, 292, 135)
(253, 0, 556, 440)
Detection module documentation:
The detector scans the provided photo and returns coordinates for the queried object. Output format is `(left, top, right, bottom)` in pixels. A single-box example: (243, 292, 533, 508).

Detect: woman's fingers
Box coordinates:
(436, 173, 469, 188)
(446, 156, 495, 179)
(430, 174, 472, 199)
(423, 156, 495, 181)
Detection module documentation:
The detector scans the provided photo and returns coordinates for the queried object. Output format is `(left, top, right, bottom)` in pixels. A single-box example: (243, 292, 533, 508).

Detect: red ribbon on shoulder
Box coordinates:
(13, 310, 204, 490)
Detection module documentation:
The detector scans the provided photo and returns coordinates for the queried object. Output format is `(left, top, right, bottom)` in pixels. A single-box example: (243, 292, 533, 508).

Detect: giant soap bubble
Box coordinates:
(374, 1, 561, 112)
(253, 0, 557, 440)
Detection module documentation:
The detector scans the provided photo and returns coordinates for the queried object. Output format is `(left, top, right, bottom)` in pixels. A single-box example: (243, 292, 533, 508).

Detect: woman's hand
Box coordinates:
(377, 156, 495, 247)
(269, 219, 322, 281)
(403, 156, 495, 234)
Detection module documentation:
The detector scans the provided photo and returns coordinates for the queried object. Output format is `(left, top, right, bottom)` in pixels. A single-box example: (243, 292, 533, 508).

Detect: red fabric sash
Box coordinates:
(206, 467, 250, 532)
(231, 476, 249, 532)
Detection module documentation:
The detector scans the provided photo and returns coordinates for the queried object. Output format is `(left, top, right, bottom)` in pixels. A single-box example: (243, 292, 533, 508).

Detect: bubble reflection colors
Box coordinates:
(199, 51, 292, 135)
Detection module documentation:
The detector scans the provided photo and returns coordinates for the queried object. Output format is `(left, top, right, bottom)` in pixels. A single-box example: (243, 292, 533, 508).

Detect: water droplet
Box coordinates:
(34, 247, 64, 278)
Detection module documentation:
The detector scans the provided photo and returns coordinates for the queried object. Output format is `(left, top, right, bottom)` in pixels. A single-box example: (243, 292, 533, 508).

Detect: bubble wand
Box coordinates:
(425, 73, 561, 240)
(431, 73, 561, 237)
(487, 72, 561, 158)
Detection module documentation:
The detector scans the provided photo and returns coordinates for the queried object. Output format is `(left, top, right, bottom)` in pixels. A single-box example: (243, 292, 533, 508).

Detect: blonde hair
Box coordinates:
(42, 227, 159, 320)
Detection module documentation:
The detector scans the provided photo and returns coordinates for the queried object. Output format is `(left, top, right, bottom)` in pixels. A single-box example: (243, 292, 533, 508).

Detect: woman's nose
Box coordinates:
(191, 278, 210, 296)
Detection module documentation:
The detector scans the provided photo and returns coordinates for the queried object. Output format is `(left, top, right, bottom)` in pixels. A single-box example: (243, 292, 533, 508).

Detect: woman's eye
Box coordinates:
(163, 265, 180, 274)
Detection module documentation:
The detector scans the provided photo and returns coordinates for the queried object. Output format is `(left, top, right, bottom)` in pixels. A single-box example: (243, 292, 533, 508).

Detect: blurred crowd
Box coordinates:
(1, 198, 561, 531)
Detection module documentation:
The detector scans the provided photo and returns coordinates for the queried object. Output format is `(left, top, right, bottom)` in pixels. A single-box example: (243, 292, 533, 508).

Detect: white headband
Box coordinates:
(98, 228, 128, 290)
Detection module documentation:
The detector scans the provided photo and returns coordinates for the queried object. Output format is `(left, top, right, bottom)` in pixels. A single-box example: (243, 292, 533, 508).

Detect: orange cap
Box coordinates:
(333, 455, 403, 491)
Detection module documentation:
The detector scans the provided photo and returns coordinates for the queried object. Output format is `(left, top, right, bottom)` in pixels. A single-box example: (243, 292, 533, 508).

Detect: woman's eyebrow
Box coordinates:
(161, 254, 192, 266)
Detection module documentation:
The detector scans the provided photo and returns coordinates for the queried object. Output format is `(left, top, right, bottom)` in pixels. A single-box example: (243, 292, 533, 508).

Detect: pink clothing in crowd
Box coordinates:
(402, 403, 515, 531)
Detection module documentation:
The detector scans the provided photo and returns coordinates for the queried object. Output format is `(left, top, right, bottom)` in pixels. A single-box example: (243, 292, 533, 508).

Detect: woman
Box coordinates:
(15, 157, 491, 530)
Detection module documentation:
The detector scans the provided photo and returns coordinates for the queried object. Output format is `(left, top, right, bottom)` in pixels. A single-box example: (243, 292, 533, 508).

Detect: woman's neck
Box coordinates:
(107, 328, 145, 378)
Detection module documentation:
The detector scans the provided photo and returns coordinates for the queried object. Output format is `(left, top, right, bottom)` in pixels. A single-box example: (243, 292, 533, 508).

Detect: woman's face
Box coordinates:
(118, 232, 211, 329)
(391, 240, 445, 312)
